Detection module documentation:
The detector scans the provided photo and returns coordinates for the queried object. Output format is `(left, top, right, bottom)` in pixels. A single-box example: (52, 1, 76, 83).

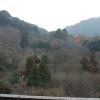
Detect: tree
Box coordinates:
(80, 55, 89, 70)
(25, 54, 51, 87)
(25, 55, 41, 86)
(27, 64, 41, 86)
(33, 54, 40, 64)
(53, 28, 68, 40)
(25, 56, 36, 78)
(39, 55, 51, 87)
(88, 52, 98, 72)
(80, 52, 98, 72)
(85, 39, 100, 52)
(39, 62, 51, 87)
(20, 25, 28, 49)
(41, 55, 48, 64)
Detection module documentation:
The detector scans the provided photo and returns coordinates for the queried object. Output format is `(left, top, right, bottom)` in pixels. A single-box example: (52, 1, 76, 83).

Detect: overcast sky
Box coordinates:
(0, 0, 100, 31)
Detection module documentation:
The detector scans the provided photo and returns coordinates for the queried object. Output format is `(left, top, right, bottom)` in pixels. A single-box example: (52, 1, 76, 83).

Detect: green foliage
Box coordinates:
(9, 72, 20, 84)
(0, 81, 11, 94)
(41, 55, 48, 64)
(25, 56, 35, 77)
(83, 39, 100, 52)
(33, 54, 40, 63)
(25, 55, 41, 86)
(0, 13, 9, 25)
(25, 54, 51, 87)
(39, 62, 51, 86)
(88, 40, 100, 52)
(0, 52, 6, 71)
(20, 26, 28, 49)
(53, 29, 68, 40)
(25, 54, 40, 74)
(27, 64, 41, 86)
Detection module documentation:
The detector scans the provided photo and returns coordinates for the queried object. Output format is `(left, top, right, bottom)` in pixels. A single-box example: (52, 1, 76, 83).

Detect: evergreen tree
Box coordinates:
(41, 55, 48, 64)
(25, 55, 40, 86)
(39, 62, 51, 87)
(27, 64, 41, 86)
(53, 28, 68, 40)
(25, 54, 51, 87)
(20, 26, 28, 49)
(33, 54, 40, 64)
(25, 56, 35, 77)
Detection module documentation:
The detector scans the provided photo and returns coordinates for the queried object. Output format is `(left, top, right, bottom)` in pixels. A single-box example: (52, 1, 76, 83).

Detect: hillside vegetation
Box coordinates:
(0, 10, 100, 98)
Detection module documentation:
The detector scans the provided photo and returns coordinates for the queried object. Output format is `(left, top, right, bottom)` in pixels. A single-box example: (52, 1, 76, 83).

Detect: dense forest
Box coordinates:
(0, 10, 100, 98)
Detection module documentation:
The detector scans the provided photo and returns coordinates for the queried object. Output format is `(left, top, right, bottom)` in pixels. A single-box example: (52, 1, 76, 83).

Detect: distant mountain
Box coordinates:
(0, 10, 48, 34)
(66, 17, 100, 36)
(0, 10, 48, 48)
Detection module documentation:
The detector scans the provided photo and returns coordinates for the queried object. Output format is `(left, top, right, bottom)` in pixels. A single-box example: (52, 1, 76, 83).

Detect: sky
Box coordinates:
(0, 0, 100, 31)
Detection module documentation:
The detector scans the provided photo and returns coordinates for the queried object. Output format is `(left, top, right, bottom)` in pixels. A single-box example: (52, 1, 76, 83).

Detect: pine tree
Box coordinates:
(39, 62, 51, 87)
(39, 55, 51, 87)
(27, 64, 41, 86)
(25, 56, 35, 78)
(25, 54, 51, 87)
(41, 55, 48, 64)
(33, 54, 40, 64)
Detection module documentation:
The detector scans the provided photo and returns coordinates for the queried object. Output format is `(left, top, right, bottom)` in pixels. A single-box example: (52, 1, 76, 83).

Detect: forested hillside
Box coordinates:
(0, 10, 100, 98)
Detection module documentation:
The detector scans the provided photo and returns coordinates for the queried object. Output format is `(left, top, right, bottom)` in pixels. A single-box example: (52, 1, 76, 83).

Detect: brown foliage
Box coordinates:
(33, 87, 65, 96)
(0, 81, 11, 94)
(80, 52, 98, 72)
(63, 73, 95, 97)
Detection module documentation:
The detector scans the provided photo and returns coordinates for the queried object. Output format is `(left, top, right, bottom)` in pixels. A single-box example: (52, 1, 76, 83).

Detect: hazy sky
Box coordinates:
(0, 0, 100, 31)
